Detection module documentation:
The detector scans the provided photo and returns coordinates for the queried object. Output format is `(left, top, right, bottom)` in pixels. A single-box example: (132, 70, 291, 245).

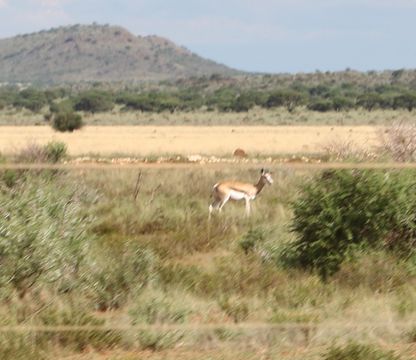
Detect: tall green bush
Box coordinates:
(0, 177, 93, 297)
(287, 170, 416, 279)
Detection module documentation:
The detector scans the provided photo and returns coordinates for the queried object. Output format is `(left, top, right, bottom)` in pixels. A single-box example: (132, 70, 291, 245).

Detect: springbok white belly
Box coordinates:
(229, 190, 251, 201)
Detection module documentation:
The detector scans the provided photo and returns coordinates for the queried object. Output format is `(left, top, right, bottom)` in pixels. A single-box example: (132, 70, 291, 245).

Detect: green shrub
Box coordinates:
(44, 141, 67, 163)
(239, 227, 266, 254)
(52, 111, 83, 132)
(14, 141, 67, 163)
(0, 177, 93, 297)
(322, 342, 401, 360)
(286, 170, 416, 279)
(85, 245, 158, 311)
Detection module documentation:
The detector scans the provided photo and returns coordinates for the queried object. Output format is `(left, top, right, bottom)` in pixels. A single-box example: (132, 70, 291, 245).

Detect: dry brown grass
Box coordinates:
(0, 125, 380, 157)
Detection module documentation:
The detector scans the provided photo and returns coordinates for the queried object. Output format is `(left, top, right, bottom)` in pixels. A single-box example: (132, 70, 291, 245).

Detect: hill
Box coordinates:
(0, 24, 240, 84)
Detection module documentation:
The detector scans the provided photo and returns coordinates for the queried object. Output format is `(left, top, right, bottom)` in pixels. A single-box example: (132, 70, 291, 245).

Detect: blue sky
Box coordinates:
(0, 0, 415, 73)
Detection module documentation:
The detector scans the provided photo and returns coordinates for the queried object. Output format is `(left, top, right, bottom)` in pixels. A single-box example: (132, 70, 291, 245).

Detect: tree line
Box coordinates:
(1, 83, 416, 124)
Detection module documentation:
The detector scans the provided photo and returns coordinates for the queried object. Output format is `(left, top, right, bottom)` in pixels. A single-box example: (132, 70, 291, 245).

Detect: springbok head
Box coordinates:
(260, 168, 274, 185)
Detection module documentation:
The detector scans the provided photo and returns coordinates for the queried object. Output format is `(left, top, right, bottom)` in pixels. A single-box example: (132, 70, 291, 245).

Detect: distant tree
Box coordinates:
(229, 93, 256, 112)
(119, 92, 181, 113)
(73, 90, 114, 113)
(331, 96, 355, 111)
(307, 99, 333, 112)
(356, 93, 383, 111)
(207, 88, 237, 112)
(309, 85, 331, 97)
(50, 99, 75, 114)
(265, 90, 305, 112)
(393, 93, 416, 111)
(44, 88, 68, 103)
(13, 88, 48, 112)
(177, 90, 204, 110)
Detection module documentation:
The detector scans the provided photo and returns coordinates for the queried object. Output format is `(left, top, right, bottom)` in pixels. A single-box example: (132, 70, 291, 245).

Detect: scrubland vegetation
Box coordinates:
(1, 162, 416, 359)
(2, 72, 416, 128)
(2, 73, 416, 359)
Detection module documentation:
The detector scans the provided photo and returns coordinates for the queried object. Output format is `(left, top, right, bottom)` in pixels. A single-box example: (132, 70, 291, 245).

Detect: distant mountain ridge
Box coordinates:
(0, 24, 240, 84)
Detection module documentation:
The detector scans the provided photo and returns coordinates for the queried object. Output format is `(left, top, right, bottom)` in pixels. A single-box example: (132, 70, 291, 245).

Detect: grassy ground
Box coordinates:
(1, 166, 416, 359)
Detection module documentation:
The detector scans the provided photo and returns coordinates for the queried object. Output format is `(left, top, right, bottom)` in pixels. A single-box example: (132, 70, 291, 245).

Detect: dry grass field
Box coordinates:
(0, 125, 380, 157)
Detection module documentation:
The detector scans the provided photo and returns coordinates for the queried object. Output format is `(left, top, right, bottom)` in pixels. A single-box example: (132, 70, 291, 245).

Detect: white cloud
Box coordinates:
(0, 0, 7, 8)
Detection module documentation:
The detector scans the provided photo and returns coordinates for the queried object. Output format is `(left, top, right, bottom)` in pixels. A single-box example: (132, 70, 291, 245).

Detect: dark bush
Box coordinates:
(119, 92, 180, 113)
(286, 170, 416, 280)
(307, 99, 333, 112)
(52, 111, 83, 132)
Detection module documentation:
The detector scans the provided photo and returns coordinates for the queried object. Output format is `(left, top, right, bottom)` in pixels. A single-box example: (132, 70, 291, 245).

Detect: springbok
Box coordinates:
(209, 168, 273, 218)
